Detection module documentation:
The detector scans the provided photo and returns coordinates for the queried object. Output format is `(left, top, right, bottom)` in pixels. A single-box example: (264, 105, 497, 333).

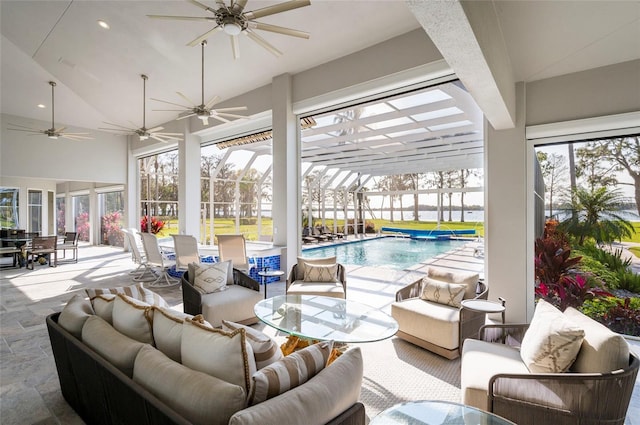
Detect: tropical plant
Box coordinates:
(140, 215, 164, 234)
(76, 212, 90, 241)
(559, 187, 635, 245)
(534, 234, 581, 286)
(582, 297, 640, 336)
(101, 211, 124, 246)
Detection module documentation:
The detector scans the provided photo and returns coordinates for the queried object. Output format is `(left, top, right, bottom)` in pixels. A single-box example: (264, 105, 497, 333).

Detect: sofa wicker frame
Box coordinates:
(393, 279, 488, 359)
(477, 323, 640, 425)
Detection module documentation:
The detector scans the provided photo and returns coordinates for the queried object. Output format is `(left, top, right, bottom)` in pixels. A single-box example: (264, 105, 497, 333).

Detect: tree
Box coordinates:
(537, 151, 569, 219)
(574, 143, 619, 191)
(559, 187, 635, 245)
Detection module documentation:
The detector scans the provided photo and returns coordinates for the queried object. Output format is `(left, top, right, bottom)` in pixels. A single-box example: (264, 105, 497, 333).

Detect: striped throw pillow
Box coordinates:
(85, 283, 169, 308)
(248, 340, 333, 405)
(222, 320, 284, 369)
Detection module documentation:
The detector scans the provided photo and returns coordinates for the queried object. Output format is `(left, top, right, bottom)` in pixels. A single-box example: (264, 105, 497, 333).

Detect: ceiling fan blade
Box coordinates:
(61, 135, 92, 141)
(205, 95, 221, 109)
(55, 127, 67, 133)
(230, 35, 240, 60)
(250, 22, 309, 39)
(187, 25, 222, 47)
(7, 123, 40, 130)
(232, 0, 249, 13)
(244, 0, 310, 20)
(246, 29, 282, 57)
(176, 112, 197, 121)
(214, 106, 248, 112)
(150, 134, 170, 143)
(7, 128, 42, 134)
(215, 113, 248, 120)
(211, 115, 230, 123)
(150, 98, 191, 108)
(152, 109, 189, 112)
(147, 126, 164, 133)
(64, 132, 92, 135)
(176, 92, 198, 107)
(147, 15, 214, 21)
(98, 127, 132, 133)
(187, 0, 217, 13)
(155, 132, 183, 137)
(102, 121, 135, 130)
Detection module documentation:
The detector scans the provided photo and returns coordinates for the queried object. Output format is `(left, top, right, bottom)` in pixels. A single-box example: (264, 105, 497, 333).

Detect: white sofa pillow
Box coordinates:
(296, 256, 337, 281)
(427, 267, 479, 300)
(192, 261, 231, 294)
(92, 294, 116, 324)
(420, 277, 466, 307)
(303, 263, 338, 282)
(181, 319, 256, 394)
(112, 294, 154, 345)
(58, 294, 95, 339)
(153, 307, 192, 362)
(222, 320, 284, 369)
(520, 299, 585, 373)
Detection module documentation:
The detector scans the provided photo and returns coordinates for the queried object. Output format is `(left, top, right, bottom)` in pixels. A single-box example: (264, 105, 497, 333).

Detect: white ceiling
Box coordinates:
(1, 0, 638, 144)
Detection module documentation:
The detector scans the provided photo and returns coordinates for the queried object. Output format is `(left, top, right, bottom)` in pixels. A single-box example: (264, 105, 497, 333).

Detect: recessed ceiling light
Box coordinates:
(37, 104, 46, 108)
(97, 20, 110, 30)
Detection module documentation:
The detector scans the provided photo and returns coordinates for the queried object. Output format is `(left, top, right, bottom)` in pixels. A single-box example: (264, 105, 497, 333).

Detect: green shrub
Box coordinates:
(581, 297, 640, 336)
(614, 269, 640, 293)
(574, 251, 620, 289)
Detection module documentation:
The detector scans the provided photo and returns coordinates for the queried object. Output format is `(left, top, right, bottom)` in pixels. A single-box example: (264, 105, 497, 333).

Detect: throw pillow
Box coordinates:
(520, 299, 585, 373)
(92, 294, 116, 324)
(303, 263, 338, 283)
(222, 320, 284, 369)
(181, 318, 256, 394)
(189, 260, 234, 287)
(296, 256, 337, 281)
(112, 294, 154, 345)
(85, 283, 169, 307)
(153, 307, 192, 362)
(192, 261, 231, 294)
(58, 294, 95, 339)
(427, 267, 479, 300)
(249, 340, 334, 405)
(420, 277, 466, 307)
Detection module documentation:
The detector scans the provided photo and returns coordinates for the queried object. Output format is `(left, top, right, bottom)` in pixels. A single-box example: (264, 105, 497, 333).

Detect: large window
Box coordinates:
(201, 133, 273, 244)
(139, 151, 178, 236)
(28, 190, 42, 234)
(56, 196, 65, 235)
(99, 190, 124, 247)
(73, 194, 90, 242)
(0, 188, 19, 229)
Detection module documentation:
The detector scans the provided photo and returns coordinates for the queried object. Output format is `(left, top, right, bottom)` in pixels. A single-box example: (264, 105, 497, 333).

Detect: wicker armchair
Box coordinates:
(181, 267, 261, 327)
(462, 323, 639, 425)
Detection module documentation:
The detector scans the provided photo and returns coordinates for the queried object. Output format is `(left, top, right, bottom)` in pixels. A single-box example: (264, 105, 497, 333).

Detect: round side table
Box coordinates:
(257, 269, 284, 299)
(461, 298, 506, 323)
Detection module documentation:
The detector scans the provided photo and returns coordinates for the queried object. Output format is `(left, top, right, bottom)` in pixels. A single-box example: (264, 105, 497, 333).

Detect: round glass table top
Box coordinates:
(370, 400, 516, 425)
(254, 295, 398, 343)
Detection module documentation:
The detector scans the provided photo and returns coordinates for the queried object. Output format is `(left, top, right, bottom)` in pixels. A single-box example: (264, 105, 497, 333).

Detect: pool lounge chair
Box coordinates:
(302, 227, 317, 244)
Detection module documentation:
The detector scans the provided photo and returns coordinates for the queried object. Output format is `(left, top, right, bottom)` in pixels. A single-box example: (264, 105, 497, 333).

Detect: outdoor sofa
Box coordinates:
(47, 291, 366, 425)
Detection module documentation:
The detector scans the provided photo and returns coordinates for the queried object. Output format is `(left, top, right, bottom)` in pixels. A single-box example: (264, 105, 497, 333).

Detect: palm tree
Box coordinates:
(559, 187, 635, 245)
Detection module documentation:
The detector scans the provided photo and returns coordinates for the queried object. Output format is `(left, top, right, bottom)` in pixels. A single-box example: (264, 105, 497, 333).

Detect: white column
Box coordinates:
(485, 82, 531, 323)
(125, 137, 138, 231)
(178, 122, 201, 237)
(272, 73, 299, 273)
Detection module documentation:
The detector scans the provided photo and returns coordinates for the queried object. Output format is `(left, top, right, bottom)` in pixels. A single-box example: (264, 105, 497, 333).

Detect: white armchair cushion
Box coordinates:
(201, 285, 263, 327)
(303, 263, 338, 282)
(295, 256, 337, 280)
(193, 261, 231, 294)
(427, 267, 479, 300)
(391, 298, 460, 350)
(520, 299, 584, 373)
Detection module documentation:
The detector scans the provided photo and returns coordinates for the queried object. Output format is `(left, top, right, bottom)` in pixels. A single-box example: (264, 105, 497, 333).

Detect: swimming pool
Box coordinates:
(302, 237, 467, 270)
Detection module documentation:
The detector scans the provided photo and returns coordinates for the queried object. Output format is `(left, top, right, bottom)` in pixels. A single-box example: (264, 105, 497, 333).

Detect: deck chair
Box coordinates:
(216, 234, 250, 272)
(122, 229, 152, 281)
(26, 236, 57, 270)
(139, 232, 179, 287)
(171, 234, 200, 272)
(56, 231, 78, 263)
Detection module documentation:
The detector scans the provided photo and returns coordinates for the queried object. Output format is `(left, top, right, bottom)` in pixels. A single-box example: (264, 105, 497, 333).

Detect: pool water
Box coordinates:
(302, 237, 466, 270)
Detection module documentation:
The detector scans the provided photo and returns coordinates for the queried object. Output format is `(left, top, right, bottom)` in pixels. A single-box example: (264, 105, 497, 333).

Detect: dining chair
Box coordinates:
(171, 234, 200, 272)
(139, 232, 179, 287)
(216, 234, 250, 272)
(56, 231, 78, 263)
(26, 236, 57, 270)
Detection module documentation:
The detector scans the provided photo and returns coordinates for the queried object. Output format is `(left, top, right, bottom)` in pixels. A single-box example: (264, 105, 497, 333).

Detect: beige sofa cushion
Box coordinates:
(564, 307, 630, 373)
(153, 307, 192, 362)
(222, 320, 284, 369)
(58, 294, 95, 339)
(295, 256, 337, 281)
(391, 298, 460, 350)
(192, 260, 231, 294)
(427, 267, 479, 300)
(201, 284, 263, 327)
(420, 277, 466, 307)
(112, 294, 154, 344)
(181, 319, 256, 394)
(286, 281, 345, 298)
(81, 315, 145, 377)
(520, 299, 584, 373)
(189, 260, 234, 287)
(134, 345, 246, 425)
(461, 338, 530, 411)
(230, 347, 363, 425)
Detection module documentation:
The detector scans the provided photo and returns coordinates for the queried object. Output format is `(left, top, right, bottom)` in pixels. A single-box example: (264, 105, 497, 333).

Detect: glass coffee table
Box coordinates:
(370, 400, 516, 424)
(254, 295, 398, 344)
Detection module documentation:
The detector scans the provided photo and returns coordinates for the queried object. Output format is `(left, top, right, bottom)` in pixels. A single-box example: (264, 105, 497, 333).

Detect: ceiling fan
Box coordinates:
(148, 0, 311, 59)
(99, 75, 183, 143)
(151, 40, 248, 126)
(7, 81, 92, 141)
